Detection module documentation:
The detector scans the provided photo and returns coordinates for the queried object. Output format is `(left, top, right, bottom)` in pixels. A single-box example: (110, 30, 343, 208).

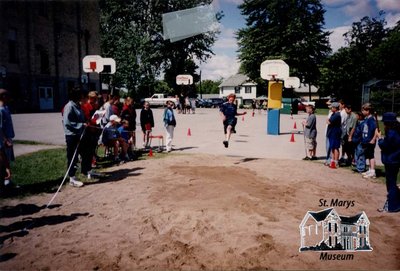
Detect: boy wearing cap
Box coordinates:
(326, 102, 341, 168)
(377, 112, 400, 212)
(102, 115, 129, 162)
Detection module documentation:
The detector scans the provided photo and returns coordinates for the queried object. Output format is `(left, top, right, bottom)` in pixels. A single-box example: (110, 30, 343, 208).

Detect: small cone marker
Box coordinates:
(252, 112, 255, 117)
(329, 161, 337, 169)
(187, 128, 191, 136)
(242, 116, 245, 121)
(290, 133, 295, 142)
(148, 148, 153, 157)
(293, 121, 297, 130)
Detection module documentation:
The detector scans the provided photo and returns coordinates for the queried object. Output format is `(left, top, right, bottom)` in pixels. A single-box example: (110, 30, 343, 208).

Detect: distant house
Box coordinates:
(299, 208, 372, 251)
(219, 74, 257, 106)
(294, 84, 318, 101)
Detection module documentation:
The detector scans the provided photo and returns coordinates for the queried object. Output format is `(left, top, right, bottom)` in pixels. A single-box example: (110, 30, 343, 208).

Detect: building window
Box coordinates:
(335, 223, 337, 233)
(234, 86, 240, 94)
(36, 45, 50, 74)
(8, 29, 18, 63)
(359, 226, 362, 233)
(328, 222, 331, 232)
(329, 236, 332, 246)
(245, 86, 252, 94)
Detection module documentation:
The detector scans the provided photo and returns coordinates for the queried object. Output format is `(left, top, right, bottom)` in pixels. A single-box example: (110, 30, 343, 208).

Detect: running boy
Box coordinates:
(219, 93, 247, 148)
(302, 105, 317, 160)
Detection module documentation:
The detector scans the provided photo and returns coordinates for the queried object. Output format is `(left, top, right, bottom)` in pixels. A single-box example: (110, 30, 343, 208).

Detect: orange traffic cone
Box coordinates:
(148, 148, 153, 157)
(252, 112, 255, 117)
(187, 128, 191, 136)
(329, 161, 337, 169)
(290, 133, 295, 142)
(293, 121, 297, 130)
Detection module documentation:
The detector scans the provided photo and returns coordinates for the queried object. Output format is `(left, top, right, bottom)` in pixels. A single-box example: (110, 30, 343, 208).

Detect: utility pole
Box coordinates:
(199, 70, 202, 99)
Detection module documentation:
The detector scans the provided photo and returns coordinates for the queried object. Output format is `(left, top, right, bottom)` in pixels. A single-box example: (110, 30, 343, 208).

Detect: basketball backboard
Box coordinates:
(83, 55, 103, 73)
(176, 74, 193, 85)
(260, 59, 289, 81)
(284, 77, 300, 88)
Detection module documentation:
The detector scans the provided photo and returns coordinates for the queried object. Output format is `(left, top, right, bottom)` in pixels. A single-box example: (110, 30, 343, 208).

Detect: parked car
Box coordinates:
(210, 98, 224, 108)
(196, 98, 212, 108)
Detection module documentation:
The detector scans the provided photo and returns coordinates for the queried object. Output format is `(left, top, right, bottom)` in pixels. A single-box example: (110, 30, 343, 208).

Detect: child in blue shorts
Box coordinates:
(219, 93, 247, 148)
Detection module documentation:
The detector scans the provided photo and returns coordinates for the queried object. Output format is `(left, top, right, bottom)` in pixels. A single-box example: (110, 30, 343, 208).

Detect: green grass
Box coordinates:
(4, 147, 176, 197)
(9, 148, 68, 196)
(315, 108, 329, 115)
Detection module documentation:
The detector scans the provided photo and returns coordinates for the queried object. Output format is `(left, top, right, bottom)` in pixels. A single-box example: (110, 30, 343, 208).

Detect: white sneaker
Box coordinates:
(363, 172, 376, 179)
(69, 177, 84, 187)
(361, 170, 370, 176)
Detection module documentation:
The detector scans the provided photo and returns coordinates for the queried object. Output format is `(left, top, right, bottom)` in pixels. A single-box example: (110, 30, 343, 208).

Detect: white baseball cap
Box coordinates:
(110, 115, 121, 123)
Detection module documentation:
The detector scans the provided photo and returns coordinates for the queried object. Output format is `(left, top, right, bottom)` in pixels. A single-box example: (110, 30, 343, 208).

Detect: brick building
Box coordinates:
(0, 1, 101, 112)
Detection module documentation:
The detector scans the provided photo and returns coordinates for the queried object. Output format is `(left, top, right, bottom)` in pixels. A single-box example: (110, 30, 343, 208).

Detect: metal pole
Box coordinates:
(199, 70, 202, 99)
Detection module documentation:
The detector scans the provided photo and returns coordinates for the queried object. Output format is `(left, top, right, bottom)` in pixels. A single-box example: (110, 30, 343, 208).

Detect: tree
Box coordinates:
(196, 79, 222, 94)
(100, 0, 222, 98)
(318, 13, 393, 107)
(237, 0, 331, 98)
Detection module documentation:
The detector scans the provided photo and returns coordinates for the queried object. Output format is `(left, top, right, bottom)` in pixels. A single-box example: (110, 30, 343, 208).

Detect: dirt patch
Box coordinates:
(1, 154, 399, 270)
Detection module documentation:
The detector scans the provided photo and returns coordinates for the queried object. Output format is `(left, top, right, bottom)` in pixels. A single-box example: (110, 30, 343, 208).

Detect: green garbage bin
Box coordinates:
(281, 98, 292, 114)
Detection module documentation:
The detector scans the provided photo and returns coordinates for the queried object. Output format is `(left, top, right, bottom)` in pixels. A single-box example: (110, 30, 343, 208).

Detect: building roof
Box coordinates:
(340, 213, 363, 225)
(309, 208, 334, 222)
(294, 84, 318, 93)
(219, 74, 255, 87)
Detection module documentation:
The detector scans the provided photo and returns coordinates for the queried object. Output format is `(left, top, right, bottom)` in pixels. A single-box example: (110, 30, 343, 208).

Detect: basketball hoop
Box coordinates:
(270, 74, 277, 81)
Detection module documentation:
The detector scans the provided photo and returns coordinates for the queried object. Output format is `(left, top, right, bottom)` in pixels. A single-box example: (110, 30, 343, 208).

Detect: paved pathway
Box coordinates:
(12, 109, 382, 165)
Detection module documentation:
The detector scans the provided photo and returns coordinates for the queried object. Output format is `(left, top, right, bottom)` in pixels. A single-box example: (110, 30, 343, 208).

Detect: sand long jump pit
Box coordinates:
(1, 154, 399, 270)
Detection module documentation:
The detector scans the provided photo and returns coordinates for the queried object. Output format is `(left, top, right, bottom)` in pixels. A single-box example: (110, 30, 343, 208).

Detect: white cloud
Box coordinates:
(199, 54, 240, 81)
(328, 25, 351, 52)
(376, 0, 400, 12)
(386, 12, 400, 27)
(322, 0, 357, 7)
(214, 25, 238, 50)
(343, 0, 375, 19)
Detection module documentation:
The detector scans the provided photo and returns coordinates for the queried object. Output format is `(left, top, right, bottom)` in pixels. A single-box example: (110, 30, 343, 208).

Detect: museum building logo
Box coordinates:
(299, 208, 372, 259)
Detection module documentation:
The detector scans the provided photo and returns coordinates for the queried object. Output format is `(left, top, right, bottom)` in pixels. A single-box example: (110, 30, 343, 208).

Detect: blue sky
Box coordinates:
(199, 0, 400, 80)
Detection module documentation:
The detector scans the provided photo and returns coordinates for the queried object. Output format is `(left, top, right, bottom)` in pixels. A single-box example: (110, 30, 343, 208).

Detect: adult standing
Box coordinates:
(163, 100, 177, 152)
(63, 87, 86, 187)
(377, 112, 400, 212)
(0, 88, 15, 187)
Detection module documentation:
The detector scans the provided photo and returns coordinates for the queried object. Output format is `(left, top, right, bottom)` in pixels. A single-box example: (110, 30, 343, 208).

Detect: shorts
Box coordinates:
(142, 123, 152, 133)
(223, 118, 237, 134)
(329, 136, 341, 150)
(364, 143, 375, 159)
(306, 137, 317, 150)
